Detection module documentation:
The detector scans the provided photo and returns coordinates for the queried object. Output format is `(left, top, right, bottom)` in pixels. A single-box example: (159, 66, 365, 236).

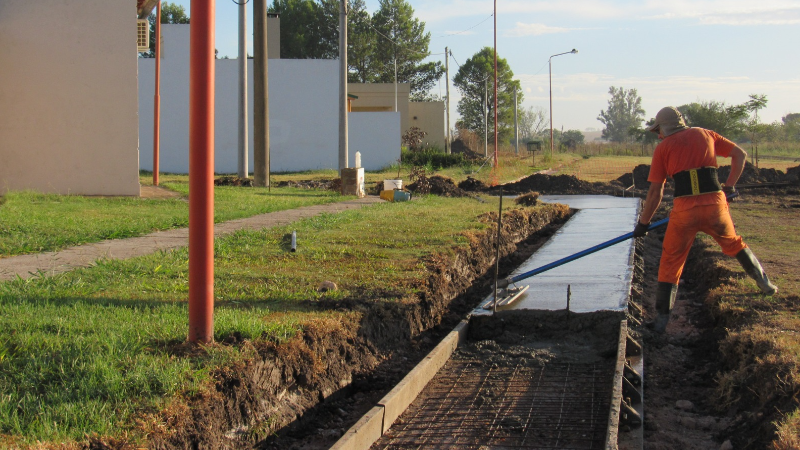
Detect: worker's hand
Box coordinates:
(722, 184, 736, 200)
(633, 221, 650, 238)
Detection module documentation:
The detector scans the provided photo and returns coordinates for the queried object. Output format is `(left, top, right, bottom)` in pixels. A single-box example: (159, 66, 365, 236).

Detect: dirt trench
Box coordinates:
(136, 204, 571, 450)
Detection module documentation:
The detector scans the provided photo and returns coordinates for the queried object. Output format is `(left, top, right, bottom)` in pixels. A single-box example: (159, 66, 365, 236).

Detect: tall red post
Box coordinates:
(153, 0, 162, 186)
(188, 0, 215, 343)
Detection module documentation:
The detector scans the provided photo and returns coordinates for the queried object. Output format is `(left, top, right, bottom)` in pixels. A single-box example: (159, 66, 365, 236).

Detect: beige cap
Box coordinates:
(648, 106, 689, 137)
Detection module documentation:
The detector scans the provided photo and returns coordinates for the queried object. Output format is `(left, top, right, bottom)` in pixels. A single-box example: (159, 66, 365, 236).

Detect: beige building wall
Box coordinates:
(0, 0, 140, 196)
(348, 83, 411, 136)
(409, 101, 445, 149)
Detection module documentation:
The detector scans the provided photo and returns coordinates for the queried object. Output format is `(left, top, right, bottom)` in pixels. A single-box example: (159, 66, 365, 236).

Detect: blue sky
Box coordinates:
(171, 0, 800, 133)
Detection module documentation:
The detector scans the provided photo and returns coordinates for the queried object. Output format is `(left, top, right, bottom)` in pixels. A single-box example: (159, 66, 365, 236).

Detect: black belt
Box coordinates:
(673, 167, 722, 197)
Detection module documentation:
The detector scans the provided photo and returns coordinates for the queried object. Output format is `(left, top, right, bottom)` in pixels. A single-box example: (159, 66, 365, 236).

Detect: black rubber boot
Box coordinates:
(735, 248, 778, 295)
(654, 282, 678, 333)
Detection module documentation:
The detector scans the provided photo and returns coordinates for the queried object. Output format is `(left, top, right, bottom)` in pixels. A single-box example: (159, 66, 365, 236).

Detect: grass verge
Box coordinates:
(0, 194, 541, 447)
(701, 195, 800, 447)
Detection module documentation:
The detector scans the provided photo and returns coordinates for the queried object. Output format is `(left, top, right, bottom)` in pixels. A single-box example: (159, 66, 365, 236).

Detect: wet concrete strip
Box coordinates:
(482, 195, 641, 313)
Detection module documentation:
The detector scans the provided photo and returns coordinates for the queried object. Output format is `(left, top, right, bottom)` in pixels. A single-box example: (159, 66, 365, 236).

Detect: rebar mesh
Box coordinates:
(374, 359, 615, 449)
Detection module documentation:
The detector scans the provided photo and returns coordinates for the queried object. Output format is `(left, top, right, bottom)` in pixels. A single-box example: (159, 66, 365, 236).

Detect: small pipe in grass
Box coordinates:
(291, 230, 297, 252)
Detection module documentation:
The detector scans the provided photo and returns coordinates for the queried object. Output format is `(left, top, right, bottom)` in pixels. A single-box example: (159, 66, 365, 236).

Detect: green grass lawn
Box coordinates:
(0, 194, 527, 446)
(0, 177, 350, 257)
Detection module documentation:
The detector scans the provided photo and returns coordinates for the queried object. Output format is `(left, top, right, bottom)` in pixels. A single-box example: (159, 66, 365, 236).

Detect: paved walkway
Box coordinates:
(0, 196, 384, 282)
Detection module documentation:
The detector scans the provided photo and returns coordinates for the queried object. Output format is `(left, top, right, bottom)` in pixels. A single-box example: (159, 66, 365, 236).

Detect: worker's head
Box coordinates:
(647, 106, 689, 138)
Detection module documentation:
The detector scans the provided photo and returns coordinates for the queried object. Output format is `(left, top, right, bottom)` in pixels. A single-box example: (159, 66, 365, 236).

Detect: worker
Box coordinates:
(633, 106, 777, 333)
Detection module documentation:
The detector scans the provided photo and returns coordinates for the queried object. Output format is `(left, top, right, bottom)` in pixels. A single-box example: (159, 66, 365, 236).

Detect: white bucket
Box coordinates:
(383, 179, 402, 190)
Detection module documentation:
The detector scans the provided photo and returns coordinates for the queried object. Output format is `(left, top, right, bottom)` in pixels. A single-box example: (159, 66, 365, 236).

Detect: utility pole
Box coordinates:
(514, 85, 519, 155)
(484, 78, 488, 158)
(153, 0, 162, 186)
(237, 0, 248, 179)
(338, 0, 348, 174)
(445, 46, 451, 154)
(253, 0, 270, 187)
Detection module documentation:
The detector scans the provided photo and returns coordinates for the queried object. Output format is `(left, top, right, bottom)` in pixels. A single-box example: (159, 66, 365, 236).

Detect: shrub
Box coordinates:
(401, 148, 468, 170)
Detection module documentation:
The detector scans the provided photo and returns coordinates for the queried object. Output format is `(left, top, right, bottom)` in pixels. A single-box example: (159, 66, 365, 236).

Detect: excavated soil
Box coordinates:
(130, 203, 571, 450)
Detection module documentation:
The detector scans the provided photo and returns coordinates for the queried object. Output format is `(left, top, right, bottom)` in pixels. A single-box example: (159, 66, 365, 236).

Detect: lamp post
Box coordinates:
(549, 49, 577, 158)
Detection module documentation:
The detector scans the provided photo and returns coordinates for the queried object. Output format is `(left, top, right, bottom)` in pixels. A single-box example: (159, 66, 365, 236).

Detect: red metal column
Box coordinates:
(188, 0, 215, 343)
(153, 0, 162, 186)
(493, 0, 498, 168)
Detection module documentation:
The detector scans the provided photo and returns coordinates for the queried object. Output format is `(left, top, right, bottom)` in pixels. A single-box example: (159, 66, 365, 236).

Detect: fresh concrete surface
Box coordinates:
(479, 195, 641, 313)
(0, 196, 384, 282)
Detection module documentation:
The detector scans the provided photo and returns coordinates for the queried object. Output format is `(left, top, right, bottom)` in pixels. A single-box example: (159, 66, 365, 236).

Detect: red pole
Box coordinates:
(188, 0, 215, 343)
(493, 0, 498, 168)
(153, 0, 162, 186)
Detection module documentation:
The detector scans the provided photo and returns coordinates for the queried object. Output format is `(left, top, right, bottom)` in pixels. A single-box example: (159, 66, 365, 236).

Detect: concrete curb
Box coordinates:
(331, 320, 469, 450)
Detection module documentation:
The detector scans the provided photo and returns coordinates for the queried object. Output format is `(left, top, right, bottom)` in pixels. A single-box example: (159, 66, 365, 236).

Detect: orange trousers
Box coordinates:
(658, 203, 747, 284)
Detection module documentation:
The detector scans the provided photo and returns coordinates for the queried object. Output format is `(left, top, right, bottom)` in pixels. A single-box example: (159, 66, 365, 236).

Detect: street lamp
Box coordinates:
(549, 48, 578, 158)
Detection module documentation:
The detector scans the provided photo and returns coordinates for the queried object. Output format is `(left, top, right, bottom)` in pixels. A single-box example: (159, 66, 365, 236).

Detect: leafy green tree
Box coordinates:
(140, 2, 190, 58)
(371, 0, 443, 100)
(453, 47, 522, 143)
(597, 87, 645, 142)
(782, 113, 800, 142)
(347, 0, 378, 83)
(271, 0, 336, 59)
(677, 101, 748, 138)
(560, 130, 585, 150)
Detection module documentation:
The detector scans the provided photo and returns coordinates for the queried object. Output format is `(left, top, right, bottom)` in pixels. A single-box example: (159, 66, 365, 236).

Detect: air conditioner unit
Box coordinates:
(137, 19, 150, 52)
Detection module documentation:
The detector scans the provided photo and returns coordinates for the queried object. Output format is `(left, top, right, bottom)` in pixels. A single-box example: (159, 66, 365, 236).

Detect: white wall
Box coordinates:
(0, 0, 140, 195)
(139, 24, 399, 174)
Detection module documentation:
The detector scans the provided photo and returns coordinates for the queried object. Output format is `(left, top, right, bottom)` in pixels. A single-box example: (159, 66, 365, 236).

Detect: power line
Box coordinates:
(435, 13, 493, 38)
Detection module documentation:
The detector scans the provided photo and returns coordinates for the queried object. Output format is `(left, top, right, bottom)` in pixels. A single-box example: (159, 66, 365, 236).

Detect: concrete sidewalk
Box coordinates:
(0, 196, 384, 282)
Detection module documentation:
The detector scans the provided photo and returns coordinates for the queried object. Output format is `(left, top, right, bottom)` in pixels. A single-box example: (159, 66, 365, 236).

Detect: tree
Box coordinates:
(140, 2, 190, 58)
(518, 106, 547, 141)
(347, 0, 378, 83)
(560, 130, 584, 150)
(453, 47, 522, 143)
(677, 101, 748, 138)
(371, 0, 443, 100)
(270, 0, 336, 59)
(597, 86, 645, 142)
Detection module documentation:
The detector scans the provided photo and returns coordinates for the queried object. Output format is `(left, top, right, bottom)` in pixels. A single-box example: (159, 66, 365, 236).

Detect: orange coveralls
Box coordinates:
(647, 127, 747, 284)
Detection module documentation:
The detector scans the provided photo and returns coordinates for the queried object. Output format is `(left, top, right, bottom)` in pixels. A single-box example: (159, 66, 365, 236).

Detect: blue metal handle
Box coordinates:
(506, 217, 668, 284)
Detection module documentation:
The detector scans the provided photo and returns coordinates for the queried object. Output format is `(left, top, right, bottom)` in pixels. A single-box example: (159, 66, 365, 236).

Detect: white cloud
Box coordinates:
(505, 22, 572, 37)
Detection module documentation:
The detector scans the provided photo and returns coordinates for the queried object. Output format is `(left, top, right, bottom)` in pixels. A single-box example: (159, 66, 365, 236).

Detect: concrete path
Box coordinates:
(0, 196, 384, 282)
(479, 195, 641, 314)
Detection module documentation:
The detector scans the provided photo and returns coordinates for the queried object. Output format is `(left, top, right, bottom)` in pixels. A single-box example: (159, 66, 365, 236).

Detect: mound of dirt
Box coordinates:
(718, 161, 784, 184)
(616, 164, 652, 190)
(514, 191, 540, 206)
(458, 176, 489, 192)
(450, 138, 484, 161)
(407, 175, 474, 198)
(785, 164, 800, 183)
(214, 176, 254, 187)
(493, 173, 620, 196)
